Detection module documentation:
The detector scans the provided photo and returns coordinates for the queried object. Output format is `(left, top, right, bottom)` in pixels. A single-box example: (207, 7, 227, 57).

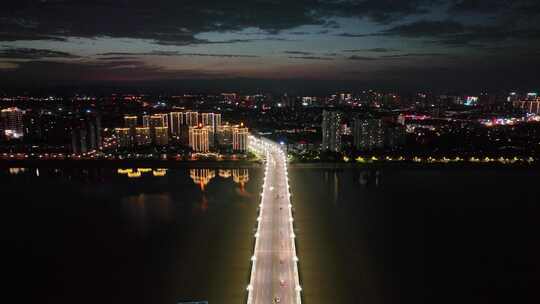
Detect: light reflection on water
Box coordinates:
(0, 166, 261, 304)
(292, 168, 540, 304)
(122, 193, 174, 237)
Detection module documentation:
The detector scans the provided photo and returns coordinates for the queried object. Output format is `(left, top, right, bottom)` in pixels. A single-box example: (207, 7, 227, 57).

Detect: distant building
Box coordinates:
(215, 113, 222, 128)
(22, 111, 69, 148)
(384, 124, 407, 149)
(216, 124, 233, 151)
(354, 117, 406, 151)
(154, 127, 169, 146)
(232, 124, 249, 152)
(185, 111, 199, 127)
(169, 112, 184, 139)
(135, 127, 151, 146)
(115, 128, 132, 148)
(200, 113, 222, 131)
(201, 113, 215, 147)
(142, 114, 165, 128)
(141, 114, 169, 144)
(70, 113, 102, 154)
(124, 116, 138, 128)
(201, 113, 214, 128)
(353, 117, 384, 151)
(201, 112, 222, 147)
(321, 110, 342, 152)
(1, 107, 24, 140)
(189, 125, 209, 152)
(513, 97, 540, 114)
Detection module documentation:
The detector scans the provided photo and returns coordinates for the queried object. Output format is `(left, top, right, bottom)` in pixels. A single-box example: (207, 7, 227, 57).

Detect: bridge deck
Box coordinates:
(247, 139, 301, 304)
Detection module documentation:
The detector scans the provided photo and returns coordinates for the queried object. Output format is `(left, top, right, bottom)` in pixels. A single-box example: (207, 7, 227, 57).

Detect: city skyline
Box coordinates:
(1, 1, 540, 91)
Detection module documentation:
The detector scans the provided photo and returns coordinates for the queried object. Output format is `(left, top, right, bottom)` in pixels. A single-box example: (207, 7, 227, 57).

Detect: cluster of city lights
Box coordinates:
(347, 155, 535, 164)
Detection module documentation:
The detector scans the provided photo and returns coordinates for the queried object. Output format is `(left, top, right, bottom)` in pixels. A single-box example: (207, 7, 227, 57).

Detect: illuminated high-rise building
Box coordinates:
(142, 115, 150, 128)
(142, 114, 167, 128)
(135, 127, 151, 146)
(321, 110, 342, 152)
(232, 123, 249, 152)
(115, 128, 132, 148)
(214, 113, 222, 128)
(123, 115, 138, 145)
(124, 116, 138, 128)
(169, 112, 184, 138)
(70, 113, 102, 154)
(513, 96, 540, 114)
(201, 113, 221, 130)
(201, 113, 213, 128)
(216, 124, 233, 146)
(154, 127, 169, 146)
(185, 111, 199, 127)
(1, 107, 24, 140)
(142, 114, 169, 144)
(201, 112, 221, 147)
(353, 117, 384, 151)
(189, 124, 209, 152)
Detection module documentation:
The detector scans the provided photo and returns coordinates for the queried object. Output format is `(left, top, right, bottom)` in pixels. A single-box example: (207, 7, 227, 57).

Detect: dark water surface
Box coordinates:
(1, 167, 261, 304)
(2, 167, 539, 304)
(290, 168, 540, 304)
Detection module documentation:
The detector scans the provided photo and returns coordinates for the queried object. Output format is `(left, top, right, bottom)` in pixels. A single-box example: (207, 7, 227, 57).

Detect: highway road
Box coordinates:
(247, 137, 301, 304)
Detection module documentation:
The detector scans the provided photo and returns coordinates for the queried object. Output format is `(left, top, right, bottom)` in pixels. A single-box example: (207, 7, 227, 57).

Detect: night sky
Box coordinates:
(1, 0, 540, 92)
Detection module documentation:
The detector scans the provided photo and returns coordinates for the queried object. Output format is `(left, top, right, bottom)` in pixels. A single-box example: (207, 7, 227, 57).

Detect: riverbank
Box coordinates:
(0, 159, 263, 168)
(289, 161, 539, 170)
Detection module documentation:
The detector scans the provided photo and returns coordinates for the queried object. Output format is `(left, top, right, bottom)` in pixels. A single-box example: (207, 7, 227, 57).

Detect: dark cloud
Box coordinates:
(179, 53, 259, 58)
(2, 1, 540, 90)
(288, 56, 334, 61)
(449, 0, 510, 13)
(97, 51, 258, 58)
(0, 47, 79, 59)
(448, 0, 540, 15)
(284, 51, 313, 55)
(355, 19, 540, 48)
(337, 32, 371, 38)
(288, 31, 310, 35)
(198, 37, 295, 45)
(0, 59, 230, 84)
(0, 1, 442, 44)
(347, 55, 378, 61)
(96, 56, 134, 61)
(1, 1, 318, 45)
(380, 53, 447, 58)
(98, 51, 177, 57)
(382, 20, 466, 37)
(319, 0, 439, 24)
(343, 48, 398, 53)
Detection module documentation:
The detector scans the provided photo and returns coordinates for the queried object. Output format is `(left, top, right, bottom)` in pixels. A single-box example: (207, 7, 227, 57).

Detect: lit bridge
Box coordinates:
(247, 136, 301, 304)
